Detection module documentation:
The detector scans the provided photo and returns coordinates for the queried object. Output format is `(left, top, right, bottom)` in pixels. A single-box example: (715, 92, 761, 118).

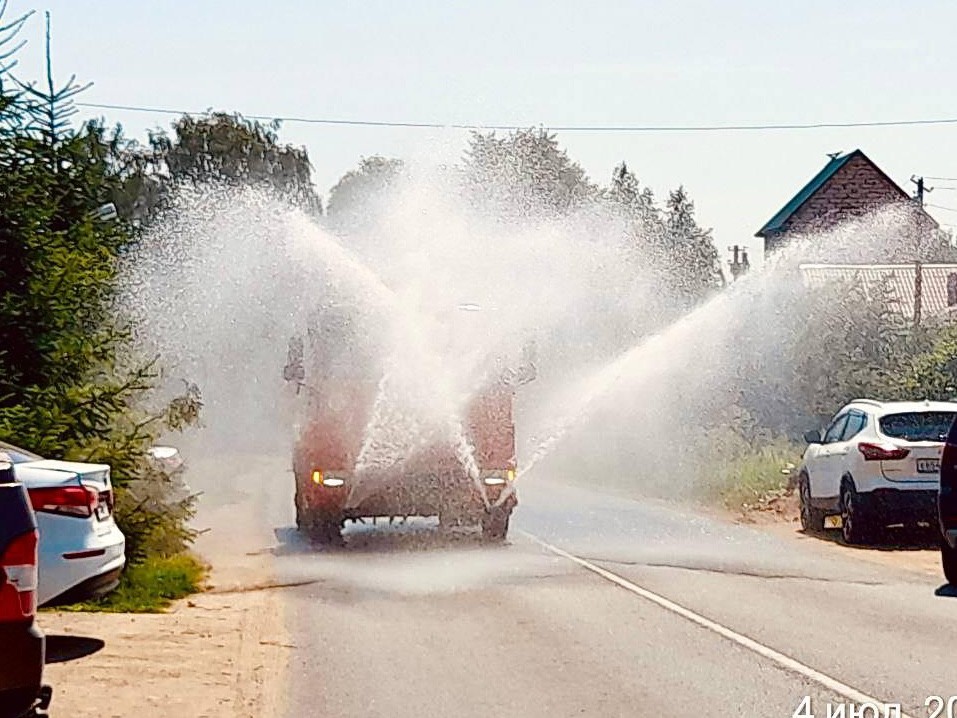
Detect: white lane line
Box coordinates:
(520, 530, 917, 718)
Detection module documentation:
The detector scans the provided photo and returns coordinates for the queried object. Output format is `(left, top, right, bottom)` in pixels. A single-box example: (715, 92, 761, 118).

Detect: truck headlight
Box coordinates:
(311, 470, 346, 487)
(481, 469, 516, 486)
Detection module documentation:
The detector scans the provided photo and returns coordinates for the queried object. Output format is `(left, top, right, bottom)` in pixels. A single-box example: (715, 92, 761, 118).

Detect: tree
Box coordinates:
(792, 276, 910, 421)
(0, 10, 200, 562)
(326, 155, 404, 234)
(461, 128, 597, 222)
(663, 186, 725, 302)
(606, 162, 667, 266)
(116, 112, 321, 222)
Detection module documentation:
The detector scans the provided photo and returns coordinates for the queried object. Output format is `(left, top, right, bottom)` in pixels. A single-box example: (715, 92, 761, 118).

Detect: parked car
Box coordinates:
(0, 469, 52, 717)
(938, 415, 957, 584)
(797, 399, 957, 544)
(146, 444, 191, 502)
(0, 440, 126, 607)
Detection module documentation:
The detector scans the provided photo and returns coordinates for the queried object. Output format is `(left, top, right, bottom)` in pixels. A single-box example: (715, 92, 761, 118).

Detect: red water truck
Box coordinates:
(284, 305, 535, 543)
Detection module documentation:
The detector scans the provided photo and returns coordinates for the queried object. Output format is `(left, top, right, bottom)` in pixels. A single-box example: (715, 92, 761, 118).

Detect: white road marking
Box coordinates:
(520, 531, 917, 718)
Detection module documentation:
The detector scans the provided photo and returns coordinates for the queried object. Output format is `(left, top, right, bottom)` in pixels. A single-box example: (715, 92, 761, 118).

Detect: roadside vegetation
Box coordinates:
(714, 274, 957, 518)
(60, 553, 206, 613)
(706, 438, 802, 515)
(0, 8, 317, 610)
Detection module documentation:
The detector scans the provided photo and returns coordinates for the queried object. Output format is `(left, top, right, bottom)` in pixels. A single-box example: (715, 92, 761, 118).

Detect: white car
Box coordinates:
(797, 400, 957, 544)
(0, 441, 126, 606)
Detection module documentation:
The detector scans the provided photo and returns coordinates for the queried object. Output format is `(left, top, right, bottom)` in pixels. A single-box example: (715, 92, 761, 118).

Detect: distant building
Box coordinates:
(756, 149, 936, 256)
(800, 263, 957, 322)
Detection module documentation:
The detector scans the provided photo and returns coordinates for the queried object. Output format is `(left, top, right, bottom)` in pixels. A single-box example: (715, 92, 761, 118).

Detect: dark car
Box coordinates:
(939, 421, 957, 584)
(0, 466, 51, 718)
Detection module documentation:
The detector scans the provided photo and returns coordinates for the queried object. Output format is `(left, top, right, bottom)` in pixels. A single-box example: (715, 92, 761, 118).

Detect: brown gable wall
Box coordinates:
(784, 154, 905, 233)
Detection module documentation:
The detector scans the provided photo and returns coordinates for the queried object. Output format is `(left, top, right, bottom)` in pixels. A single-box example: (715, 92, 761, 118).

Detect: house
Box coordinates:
(756, 149, 937, 256)
(799, 263, 957, 322)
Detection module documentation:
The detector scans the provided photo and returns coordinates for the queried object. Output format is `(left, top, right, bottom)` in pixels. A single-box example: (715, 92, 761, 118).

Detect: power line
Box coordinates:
(74, 101, 957, 133)
(927, 203, 957, 212)
(923, 176, 957, 181)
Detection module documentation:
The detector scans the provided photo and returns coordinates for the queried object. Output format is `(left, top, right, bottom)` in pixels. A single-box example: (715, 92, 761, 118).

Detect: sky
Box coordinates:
(13, 0, 957, 270)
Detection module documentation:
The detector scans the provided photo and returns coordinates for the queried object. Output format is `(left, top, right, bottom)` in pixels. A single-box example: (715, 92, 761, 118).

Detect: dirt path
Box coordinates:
(41, 489, 288, 718)
(733, 490, 943, 580)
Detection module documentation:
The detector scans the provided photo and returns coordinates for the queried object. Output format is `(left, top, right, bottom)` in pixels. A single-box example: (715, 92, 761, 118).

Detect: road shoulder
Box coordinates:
(41, 498, 287, 718)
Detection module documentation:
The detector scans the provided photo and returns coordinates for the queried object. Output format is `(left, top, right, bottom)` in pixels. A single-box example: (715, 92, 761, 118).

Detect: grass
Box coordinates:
(709, 440, 802, 514)
(56, 553, 207, 613)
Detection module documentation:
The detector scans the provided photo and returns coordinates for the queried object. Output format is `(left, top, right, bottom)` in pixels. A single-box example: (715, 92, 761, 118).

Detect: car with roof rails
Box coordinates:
(797, 399, 957, 544)
(0, 457, 52, 718)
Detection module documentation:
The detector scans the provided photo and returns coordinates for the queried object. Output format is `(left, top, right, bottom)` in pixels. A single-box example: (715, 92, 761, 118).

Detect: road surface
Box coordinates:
(191, 454, 955, 718)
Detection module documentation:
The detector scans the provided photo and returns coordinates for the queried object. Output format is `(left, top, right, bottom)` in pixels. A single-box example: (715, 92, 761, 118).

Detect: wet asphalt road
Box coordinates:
(246, 473, 957, 718)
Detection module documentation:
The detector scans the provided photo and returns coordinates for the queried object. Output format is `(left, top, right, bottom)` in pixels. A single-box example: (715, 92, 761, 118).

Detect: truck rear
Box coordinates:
(286, 302, 533, 543)
(292, 379, 519, 542)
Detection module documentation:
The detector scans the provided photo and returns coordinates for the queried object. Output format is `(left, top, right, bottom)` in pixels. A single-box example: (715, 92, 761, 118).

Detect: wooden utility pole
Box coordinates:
(910, 176, 932, 326)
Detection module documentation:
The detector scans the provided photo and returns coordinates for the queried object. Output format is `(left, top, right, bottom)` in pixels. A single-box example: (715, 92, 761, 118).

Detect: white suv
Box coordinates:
(797, 400, 957, 544)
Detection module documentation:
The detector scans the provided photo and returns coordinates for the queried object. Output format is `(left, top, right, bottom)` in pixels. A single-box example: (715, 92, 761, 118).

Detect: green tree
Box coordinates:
(606, 162, 667, 266)
(893, 322, 957, 400)
(0, 11, 200, 562)
(792, 275, 910, 421)
(461, 128, 597, 222)
(116, 112, 320, 221)
(326, 155, 404, 234)
(663, 186, 724, 302)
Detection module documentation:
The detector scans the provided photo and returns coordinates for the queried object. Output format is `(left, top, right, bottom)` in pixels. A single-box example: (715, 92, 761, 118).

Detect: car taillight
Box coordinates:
(28, 485, 98, 518)
(0, 529, 38, 620)
(858, 442, 911, 461)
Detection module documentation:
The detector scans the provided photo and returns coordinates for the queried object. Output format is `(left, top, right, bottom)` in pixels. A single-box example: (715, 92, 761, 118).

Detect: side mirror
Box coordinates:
(93, 202, 118, 222)
(803, 429, 821, 444)
(283, 337, 305, 384)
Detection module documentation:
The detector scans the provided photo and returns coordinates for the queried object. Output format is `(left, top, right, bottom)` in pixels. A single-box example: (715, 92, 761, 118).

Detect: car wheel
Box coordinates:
(798, 474, 825, 533)
(942, 538, 957, 585)
(308, 519, 343, 545)
(841, 482, 872, 545)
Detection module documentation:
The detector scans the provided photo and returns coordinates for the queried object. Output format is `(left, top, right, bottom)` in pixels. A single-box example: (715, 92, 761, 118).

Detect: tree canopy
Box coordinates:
(115, 112, 320, 222)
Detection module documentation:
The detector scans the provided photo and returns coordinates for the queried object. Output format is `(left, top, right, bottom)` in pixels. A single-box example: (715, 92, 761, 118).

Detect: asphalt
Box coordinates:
(231, 470, 956, 718)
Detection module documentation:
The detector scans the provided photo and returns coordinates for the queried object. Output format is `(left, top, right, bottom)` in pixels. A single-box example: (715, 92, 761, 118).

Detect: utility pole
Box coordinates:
(728, 245, 750, 281)
(910, 176, 932, 326)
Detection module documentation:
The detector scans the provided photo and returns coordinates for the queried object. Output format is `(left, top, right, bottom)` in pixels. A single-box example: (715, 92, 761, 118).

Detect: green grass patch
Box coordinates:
(709, 440, 802, 514)
(58, 553, 206, 613)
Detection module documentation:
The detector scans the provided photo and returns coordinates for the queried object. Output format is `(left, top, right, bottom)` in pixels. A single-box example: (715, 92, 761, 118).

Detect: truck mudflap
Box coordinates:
(491, 481, 517, 509)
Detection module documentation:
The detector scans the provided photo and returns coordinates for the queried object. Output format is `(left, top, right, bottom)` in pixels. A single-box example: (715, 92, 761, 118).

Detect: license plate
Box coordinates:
(917, 459, 940, 474)
(95, 501, 111, 521)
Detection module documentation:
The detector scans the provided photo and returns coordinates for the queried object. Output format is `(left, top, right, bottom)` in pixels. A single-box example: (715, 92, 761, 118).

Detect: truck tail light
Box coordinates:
(29, 485, 98, 518)
(858, 442, 910, 462)
(0, 529, 38, 620)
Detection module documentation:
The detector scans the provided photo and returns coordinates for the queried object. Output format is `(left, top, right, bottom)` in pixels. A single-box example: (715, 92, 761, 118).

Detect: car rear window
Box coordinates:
(879, 412, 957, 442)
(0, 440, 42, 463)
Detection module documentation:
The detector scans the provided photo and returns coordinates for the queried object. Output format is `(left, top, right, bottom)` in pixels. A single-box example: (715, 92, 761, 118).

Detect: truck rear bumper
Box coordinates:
(299, 471, 517, 521)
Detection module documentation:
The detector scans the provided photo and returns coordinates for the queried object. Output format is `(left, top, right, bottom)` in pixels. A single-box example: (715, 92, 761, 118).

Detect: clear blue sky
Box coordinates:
(16, 0, 957, 266)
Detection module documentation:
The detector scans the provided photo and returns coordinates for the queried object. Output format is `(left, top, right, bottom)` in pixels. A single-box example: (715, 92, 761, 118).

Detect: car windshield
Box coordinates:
(878, 412, 957, 442)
